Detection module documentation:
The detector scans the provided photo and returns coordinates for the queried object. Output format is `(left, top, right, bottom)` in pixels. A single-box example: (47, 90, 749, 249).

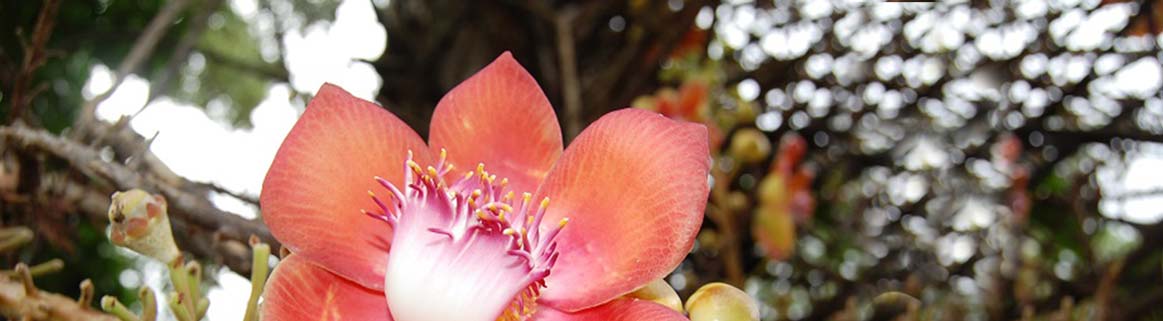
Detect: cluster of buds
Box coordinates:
(105, 189, 206, 321)
(104, 189, 272, 321)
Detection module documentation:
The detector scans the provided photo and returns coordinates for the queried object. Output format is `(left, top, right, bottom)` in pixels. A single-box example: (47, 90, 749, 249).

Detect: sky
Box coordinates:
(77, 0, 1163, 319)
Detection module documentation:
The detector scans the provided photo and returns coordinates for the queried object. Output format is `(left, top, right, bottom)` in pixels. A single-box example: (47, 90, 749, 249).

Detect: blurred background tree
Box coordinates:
(2, 0, 1163, 320)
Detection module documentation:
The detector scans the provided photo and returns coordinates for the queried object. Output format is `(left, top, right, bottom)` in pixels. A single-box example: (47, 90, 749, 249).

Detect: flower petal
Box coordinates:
(428, 52, 563, 194)
(536, 108, 710, 310)
(533, 298, 688, 321)
(262, 254, 392, 321)
(261, 83, 431, 290)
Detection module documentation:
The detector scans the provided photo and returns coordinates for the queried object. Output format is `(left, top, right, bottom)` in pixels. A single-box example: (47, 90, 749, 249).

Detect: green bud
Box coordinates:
(108, 189, 180, 264)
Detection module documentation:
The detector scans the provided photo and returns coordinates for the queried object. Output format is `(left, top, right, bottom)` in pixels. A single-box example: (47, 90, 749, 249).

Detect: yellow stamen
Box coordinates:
(407, 160, 423, 174)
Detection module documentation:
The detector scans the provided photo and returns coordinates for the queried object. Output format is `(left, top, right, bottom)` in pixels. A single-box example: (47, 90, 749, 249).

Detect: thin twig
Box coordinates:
(1093, 259, 1125, 321)
(708, 161, 745, 286)
(554, 9, 583, 142)
(7, 0, 62, 124)
(206, 183, 260, 206)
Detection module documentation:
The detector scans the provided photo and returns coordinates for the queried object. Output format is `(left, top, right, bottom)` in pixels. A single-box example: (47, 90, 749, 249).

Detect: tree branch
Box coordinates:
(1, 124, 274, 275)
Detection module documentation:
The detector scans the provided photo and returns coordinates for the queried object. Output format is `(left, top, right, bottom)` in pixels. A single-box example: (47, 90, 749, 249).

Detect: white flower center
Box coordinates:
(364, 151, 564, 321)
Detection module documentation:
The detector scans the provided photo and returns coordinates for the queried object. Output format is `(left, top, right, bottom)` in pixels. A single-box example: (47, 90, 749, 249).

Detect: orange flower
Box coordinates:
(259, 53, 710, 320)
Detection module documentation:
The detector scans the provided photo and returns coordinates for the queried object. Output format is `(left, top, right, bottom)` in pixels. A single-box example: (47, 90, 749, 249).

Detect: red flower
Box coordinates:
(259, 53, 710, 320)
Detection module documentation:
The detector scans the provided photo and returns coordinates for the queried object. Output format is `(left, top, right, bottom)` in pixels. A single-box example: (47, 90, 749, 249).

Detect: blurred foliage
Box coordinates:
(173, 9, 274, 127)
(648, 1, 1163, 320)
(0, 0, 337, 130)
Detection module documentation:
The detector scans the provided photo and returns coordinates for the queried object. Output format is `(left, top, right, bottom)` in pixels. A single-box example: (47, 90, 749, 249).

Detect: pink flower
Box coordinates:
(259, 53, 709, 321)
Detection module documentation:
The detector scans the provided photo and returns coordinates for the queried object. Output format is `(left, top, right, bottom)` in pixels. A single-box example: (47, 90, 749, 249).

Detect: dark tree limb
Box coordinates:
(1, 124, 273, 275)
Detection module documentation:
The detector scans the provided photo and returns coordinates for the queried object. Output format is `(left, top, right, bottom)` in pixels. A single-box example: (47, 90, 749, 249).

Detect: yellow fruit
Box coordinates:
(685, 282, 760, 321)
(729, 129, 771, 164)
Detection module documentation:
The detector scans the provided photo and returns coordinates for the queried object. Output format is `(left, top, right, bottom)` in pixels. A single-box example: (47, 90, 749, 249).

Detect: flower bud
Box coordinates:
(626, 278, 683, 313)
(108, 189, 180, 264)
(752, 204, 796, 261)
(685, 282, 760, 321)
(729, 129, 771, 164)
(756, 174, 788, 206)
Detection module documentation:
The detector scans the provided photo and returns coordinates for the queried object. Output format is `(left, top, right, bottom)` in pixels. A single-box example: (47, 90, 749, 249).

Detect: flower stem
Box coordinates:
(168, 293, 195, 321)
(139, 287, 158, 321)
(167, 258, 199, 320)
(101, 296, 141, 321)
(0, 226, 33, 253)
(197, 297, 210, 318)
(242, 240, 271, 321)
(185, 261, 205, 319)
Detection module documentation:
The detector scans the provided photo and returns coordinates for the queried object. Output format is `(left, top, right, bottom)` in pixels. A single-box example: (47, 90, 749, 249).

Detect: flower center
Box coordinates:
(364, 150, 566, 321)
